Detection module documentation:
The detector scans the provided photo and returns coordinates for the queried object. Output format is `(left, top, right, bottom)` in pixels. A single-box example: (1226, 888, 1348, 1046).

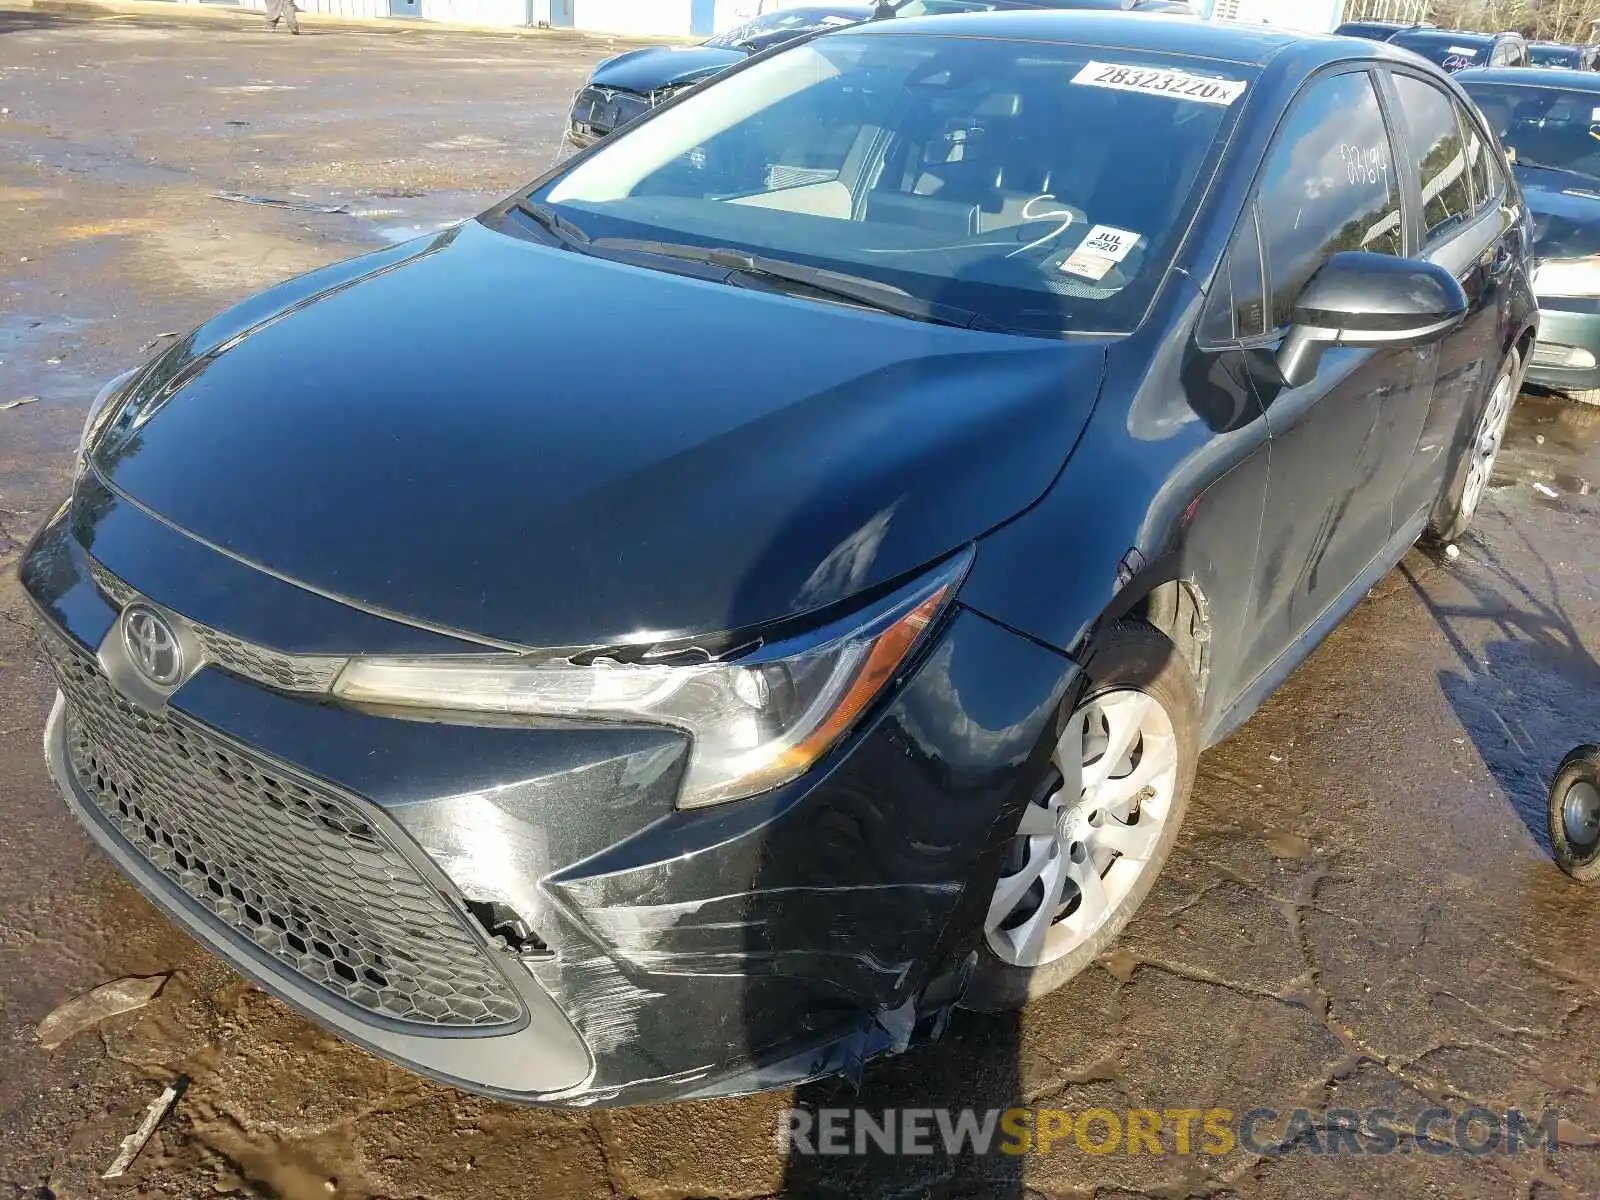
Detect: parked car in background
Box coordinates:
(1460, 66, 1600, 402)
(1388, 27, 1529, 72)
(1528, 41, 1600, 71)
(567, 0, 1195, 147)
(27, 11, 1534, 1107)
(567, 4, 872, 147)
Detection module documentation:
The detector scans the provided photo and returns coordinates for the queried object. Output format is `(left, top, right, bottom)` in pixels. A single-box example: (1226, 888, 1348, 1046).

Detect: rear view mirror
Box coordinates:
(1276, 252, 1468, 388)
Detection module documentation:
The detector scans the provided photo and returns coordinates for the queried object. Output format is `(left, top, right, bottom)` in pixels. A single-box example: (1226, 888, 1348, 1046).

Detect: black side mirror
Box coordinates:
(1276, 251, 1469, 388)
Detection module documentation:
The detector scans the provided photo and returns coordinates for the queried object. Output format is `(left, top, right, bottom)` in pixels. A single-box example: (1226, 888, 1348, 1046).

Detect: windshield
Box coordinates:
(706, 9, 865, 48)
(519, 34, 1251, 335)
(1460, 81, 1600, 178)
(1530, 43, 1583, 68)
(1390, 30, 1490, 71)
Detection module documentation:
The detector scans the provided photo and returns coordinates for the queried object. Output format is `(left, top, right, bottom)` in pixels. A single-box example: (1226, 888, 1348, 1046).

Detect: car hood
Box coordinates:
(92, 221, 1107, 650)
(1516, 163, 1600, 261)
(588, 46, 746, 93)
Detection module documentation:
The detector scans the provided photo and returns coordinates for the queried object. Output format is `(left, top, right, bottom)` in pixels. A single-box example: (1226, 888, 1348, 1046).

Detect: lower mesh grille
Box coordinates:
(40, 626, 525, 1030)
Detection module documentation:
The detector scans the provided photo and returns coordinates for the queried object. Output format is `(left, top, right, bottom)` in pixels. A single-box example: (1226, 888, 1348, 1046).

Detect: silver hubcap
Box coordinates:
(1461, 373, 1515, 521)
(1563, 780, 1600, 851)
(985, 690, 1178, 968)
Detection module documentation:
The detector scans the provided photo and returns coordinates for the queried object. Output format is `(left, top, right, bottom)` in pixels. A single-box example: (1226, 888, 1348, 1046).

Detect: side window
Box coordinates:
(1200, 205, 1266, 343)
(1459, 103, 1498, 212)
(1256, 71, 1403, 331)
(1393, 74, 1474, 246)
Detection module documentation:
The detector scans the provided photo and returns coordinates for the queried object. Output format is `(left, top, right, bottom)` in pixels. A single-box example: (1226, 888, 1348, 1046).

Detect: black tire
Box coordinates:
(1548, 745, 1600, 883)
(1428, 346, 1523, 545)
(962, 621, 1200, 1011)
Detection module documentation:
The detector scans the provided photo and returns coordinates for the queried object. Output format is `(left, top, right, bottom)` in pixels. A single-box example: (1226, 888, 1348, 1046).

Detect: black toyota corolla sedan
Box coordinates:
(23, 12, 1535, 1106)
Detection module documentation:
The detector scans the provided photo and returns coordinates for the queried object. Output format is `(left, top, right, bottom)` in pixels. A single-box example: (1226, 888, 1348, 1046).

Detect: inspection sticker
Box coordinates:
(1059, 225, 1142, 281)
(1078, 225, 1141, 263)
(1071, 62, 1248, 107)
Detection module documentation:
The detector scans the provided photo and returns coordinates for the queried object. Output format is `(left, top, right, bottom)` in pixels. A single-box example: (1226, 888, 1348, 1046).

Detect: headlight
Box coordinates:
(333, 553, 969, 809)
(1532, 256, 1600, 298)
(76, 370, 138, 476)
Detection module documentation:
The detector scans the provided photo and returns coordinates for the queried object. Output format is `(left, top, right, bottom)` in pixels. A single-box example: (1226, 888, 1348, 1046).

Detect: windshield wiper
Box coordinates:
(1512, 157, 1600, 183)
(510, 198, 591, 248)
(590, 238, 1001, 329)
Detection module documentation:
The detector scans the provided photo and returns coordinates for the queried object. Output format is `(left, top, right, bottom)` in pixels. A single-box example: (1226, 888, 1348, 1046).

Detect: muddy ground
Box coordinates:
(0, 9, 1597, 1198)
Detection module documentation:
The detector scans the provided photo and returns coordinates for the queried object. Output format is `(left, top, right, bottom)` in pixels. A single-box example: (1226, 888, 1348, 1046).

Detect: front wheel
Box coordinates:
(963, 621, 1199, 1011)
(1428, 348, 1521, 544)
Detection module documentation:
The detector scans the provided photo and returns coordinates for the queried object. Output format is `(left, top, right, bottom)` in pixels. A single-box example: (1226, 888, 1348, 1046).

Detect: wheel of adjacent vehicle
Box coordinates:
(1429, 348, 1522, 545)
(1548, 744, 1600, 883)
(1561, 388, 1600, 409)
(963, 621, 1199, 1011)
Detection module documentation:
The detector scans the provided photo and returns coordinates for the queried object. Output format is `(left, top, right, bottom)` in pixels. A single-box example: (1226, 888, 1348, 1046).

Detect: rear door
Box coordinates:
(1233, 66, 1426, 688)
(1384, 69, 1517, 525)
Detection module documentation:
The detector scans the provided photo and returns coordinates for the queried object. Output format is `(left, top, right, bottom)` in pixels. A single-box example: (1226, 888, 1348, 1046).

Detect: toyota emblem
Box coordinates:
(121, 605, 184, 687)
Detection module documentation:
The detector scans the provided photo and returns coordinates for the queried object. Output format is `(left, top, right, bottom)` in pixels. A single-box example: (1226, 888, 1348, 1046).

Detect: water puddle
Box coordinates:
(1491, 390, 1600, 513)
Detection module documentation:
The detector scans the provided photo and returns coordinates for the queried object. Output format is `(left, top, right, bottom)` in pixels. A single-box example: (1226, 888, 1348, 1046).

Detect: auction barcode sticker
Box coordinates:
(1072, 62, 1248, 107)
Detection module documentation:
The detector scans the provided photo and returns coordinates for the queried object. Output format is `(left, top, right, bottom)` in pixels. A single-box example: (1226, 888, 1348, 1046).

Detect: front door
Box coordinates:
(1234, 67, 1427, 687)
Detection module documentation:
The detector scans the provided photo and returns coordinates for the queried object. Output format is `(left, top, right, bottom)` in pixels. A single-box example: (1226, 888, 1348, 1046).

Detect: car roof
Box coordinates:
(1457, 65, 1600, 90)
(850, 9, 1341, 67)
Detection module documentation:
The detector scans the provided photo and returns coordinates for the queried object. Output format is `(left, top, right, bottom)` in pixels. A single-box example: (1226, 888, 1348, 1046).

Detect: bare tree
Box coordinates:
(1342, 0, 1600, 38)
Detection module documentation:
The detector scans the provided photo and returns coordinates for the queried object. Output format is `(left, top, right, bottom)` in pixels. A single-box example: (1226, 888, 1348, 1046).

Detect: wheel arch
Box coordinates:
(1080, 569, 1214, 706)
(1512, 322, 1536, 367)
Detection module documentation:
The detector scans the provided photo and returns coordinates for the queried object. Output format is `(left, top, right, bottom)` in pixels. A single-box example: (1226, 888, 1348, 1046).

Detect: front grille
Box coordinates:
(190, 624, 345, 694)
(87, 558, 344, 694)
(40, 626, 526, 1030)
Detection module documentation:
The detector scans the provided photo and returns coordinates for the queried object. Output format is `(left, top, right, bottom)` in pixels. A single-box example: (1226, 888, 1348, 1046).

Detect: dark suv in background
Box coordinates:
(1388, 27, 1529, 72)
(1528, 41, 1600, 71)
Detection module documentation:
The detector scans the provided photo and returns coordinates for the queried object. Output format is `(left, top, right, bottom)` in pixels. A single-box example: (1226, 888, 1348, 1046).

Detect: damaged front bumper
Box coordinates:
(21, 490, 1077, 1105)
